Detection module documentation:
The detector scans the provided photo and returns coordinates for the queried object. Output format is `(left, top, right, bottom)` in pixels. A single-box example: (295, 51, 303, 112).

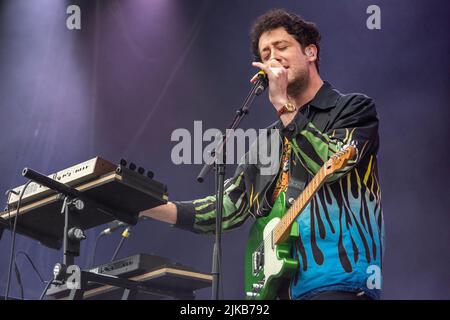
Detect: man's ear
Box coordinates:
(305, 45, 318, 62)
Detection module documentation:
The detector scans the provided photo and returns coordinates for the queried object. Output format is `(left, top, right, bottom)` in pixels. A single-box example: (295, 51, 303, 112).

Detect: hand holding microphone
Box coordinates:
(251, 59, 290, 110)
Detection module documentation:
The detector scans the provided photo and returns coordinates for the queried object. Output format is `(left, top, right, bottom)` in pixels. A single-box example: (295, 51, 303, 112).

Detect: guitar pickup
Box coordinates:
(252, 250, 264, 276)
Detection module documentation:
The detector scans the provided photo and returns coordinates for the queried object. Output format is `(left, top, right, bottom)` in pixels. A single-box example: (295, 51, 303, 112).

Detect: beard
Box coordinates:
(287, 67, 309, 98)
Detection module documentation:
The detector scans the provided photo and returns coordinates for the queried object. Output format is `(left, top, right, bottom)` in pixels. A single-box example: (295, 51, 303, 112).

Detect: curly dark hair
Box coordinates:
(250, 9, 321, 72)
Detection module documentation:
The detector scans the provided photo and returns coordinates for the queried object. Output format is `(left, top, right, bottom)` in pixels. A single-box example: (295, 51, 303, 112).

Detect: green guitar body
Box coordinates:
(244, 192, 299, 300)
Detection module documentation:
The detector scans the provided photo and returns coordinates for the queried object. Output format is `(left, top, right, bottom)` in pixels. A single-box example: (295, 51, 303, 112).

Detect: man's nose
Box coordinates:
(268, 57, 283, 66)
(268, 51, 283, 64)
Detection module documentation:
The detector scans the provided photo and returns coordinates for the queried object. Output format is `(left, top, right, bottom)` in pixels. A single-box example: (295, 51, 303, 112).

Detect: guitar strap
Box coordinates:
(287, 95, 345, 205)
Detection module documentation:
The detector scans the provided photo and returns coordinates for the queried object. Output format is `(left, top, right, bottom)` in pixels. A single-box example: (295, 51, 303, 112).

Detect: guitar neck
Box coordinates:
(273, 165, 328, 244)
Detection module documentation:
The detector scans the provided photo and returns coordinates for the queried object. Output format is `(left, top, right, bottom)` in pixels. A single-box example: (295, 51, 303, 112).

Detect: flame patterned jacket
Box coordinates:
(174, 81, 384, 300)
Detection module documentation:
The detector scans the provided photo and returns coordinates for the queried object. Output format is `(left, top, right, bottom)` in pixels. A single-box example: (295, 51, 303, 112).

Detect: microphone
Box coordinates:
(254, 70, 268, 96)
(99, 220, 128, 236)
(255, 70, 267, 80)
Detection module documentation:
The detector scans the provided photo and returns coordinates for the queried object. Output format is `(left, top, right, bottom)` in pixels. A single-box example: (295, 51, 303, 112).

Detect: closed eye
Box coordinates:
(260, 43, 289, 61)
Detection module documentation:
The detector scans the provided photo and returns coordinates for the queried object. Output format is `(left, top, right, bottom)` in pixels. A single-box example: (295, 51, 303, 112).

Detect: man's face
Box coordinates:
(258, 27, 311, 94)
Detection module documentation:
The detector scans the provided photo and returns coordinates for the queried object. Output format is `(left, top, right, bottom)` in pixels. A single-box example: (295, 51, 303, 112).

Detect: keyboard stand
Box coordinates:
(4, 165, 170, 300)
(47, 266, 213, 300)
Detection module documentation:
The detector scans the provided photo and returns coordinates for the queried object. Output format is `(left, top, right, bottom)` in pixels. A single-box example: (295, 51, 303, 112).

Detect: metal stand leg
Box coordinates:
(121, 288, 138, 300)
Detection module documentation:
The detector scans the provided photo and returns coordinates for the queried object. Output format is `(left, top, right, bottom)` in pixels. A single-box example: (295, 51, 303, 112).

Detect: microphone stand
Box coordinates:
(197, 73, 267, 300)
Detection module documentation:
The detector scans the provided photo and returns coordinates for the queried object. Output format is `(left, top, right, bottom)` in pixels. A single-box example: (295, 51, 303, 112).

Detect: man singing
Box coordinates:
(140, 9, 384, 300)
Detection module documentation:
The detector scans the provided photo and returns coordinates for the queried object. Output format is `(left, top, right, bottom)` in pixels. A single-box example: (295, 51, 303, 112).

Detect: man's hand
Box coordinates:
(251, 59, 290, 111)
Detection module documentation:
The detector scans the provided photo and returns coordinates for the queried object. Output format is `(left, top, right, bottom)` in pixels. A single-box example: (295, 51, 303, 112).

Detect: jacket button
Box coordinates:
(288, 197, 295, 205)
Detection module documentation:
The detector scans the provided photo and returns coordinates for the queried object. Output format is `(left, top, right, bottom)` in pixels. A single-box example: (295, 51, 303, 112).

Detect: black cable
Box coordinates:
(13, 250, 47, 300)
(4, 180, 32, 300)
(110, 227, 131, 262)
(111, 235, 126, 262)
(88, 232, 103, 268)
(4, 190, 22, 299)
(15, 251, 46, 284)
(13, 262, 24, 300)
(3, 189, 19, 242)
(5, 190, 13, 230)
(39, 278, 54, 300)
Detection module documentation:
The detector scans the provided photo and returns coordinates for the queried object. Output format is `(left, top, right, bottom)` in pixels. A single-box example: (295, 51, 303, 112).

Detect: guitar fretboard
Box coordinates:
(273, 164, 328, 244)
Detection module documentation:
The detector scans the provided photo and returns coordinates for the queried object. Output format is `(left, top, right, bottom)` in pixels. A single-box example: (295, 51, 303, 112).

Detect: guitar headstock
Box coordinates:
(324, 143, 357, 175)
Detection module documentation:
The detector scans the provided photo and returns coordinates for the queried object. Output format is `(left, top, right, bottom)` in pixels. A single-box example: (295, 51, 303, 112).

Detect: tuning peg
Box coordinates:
(146, 170, 154, 179)
(129, 162, 136, 171)
(138, 167, 145, 175)
(120, 159, 127, 166)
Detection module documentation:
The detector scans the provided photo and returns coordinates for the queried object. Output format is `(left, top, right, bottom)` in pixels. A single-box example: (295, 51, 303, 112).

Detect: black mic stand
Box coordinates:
(197, 73, 268, 300)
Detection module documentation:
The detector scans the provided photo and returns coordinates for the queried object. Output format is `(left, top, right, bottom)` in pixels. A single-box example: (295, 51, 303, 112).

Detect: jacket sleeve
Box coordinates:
(291, 94, 379, 183)
(172, 164, 250, 234)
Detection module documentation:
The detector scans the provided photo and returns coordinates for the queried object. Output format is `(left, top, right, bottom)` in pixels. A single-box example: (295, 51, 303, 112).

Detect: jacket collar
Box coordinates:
(309, 81, 340, 110)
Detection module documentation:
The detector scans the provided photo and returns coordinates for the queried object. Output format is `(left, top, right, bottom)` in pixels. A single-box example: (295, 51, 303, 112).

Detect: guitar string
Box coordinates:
(252, 165, 328, 282)
(254, 168, 324, 253)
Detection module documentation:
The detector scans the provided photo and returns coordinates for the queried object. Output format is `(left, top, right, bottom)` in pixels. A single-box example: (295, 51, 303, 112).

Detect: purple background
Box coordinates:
(0, 0, 449, 299)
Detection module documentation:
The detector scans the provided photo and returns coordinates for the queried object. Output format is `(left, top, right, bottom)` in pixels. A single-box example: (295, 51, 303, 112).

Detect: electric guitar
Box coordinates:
(244, 144, 356, 299)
